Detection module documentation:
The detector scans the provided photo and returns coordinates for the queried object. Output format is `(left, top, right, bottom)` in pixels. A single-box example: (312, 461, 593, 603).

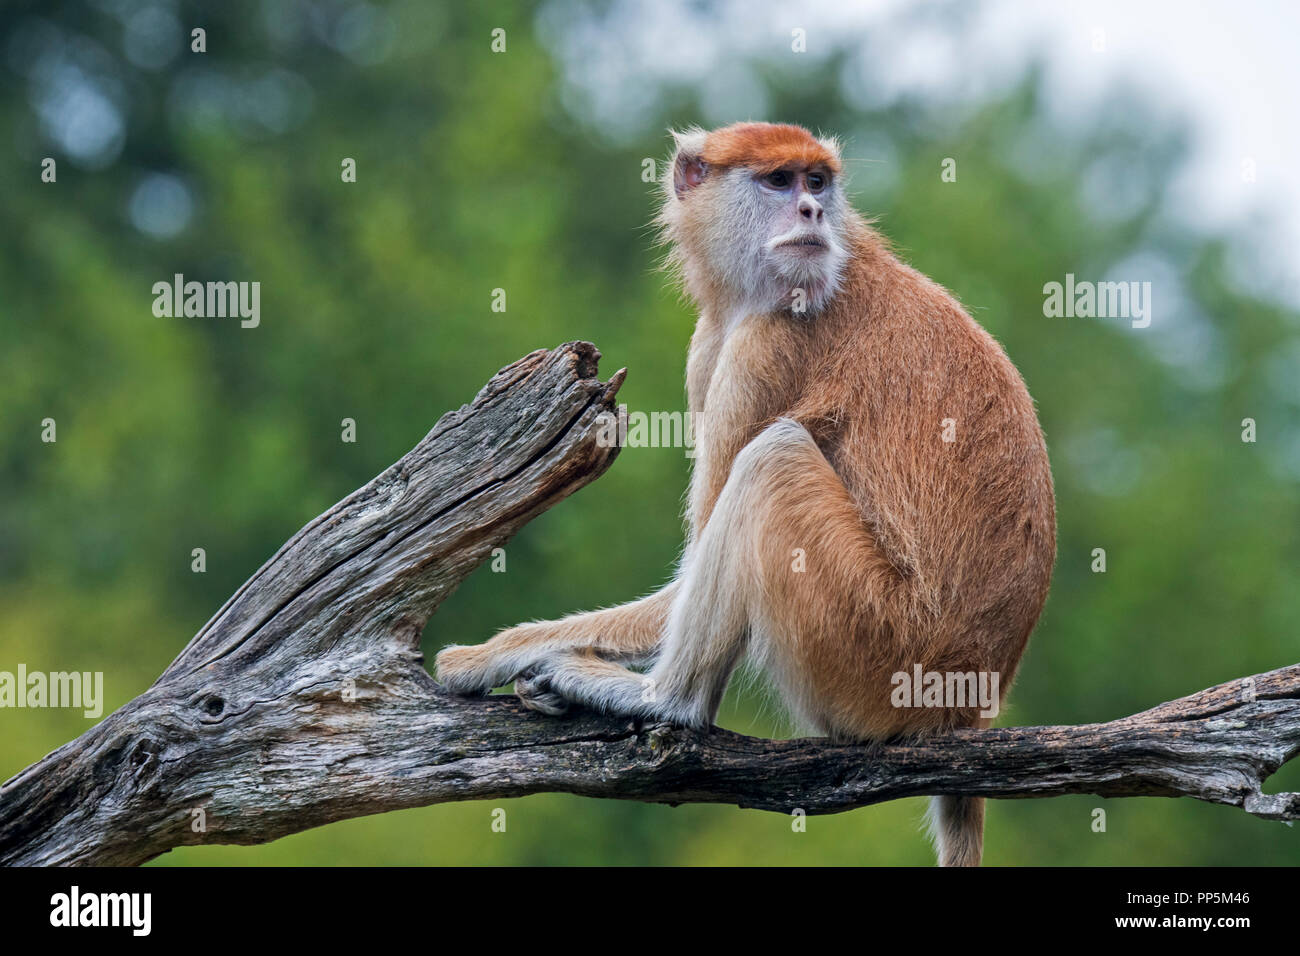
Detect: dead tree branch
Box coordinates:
(1, 341, 1296, 866)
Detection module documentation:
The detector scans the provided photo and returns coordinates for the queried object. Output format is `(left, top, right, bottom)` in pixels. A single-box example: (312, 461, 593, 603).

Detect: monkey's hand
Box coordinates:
(435, 621, 572, 697)
(435, 635, 586, 716)
(433, 643, 501, 696)
(436, 638, 590, 715)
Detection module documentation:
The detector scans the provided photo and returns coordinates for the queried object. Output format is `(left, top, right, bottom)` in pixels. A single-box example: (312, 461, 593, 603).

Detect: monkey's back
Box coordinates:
(790, 231, 1056, 737)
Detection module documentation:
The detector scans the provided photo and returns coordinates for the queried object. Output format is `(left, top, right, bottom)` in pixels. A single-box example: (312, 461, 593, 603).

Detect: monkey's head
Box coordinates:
(660, 122, 850, 317)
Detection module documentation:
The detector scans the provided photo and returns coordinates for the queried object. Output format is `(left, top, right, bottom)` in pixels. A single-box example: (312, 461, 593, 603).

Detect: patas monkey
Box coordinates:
(437, 122, 1056, 866)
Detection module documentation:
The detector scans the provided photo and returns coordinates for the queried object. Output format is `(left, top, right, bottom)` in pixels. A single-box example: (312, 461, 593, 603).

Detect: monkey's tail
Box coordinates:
(926, 795, 984, 867)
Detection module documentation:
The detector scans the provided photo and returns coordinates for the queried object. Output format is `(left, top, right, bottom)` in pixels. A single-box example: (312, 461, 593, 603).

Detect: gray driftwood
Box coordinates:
(1, 341, 1296, 866)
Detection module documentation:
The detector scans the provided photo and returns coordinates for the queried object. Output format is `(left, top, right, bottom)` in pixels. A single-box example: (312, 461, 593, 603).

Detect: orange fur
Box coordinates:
(699, 122, 842, 176)
(437, 122, 1056, 867)
(684, 217, 1055, 739)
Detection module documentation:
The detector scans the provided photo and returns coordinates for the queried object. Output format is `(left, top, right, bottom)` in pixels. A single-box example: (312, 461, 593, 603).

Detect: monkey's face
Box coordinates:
(660, 121, 852, 317)
(748, 165, 849, 313)
(662, 126, 850, 317)
(682, 166, 849, 316)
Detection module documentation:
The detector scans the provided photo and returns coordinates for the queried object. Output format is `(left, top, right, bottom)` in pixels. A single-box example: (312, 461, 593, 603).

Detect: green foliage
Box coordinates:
(1, 0, 1296, 865)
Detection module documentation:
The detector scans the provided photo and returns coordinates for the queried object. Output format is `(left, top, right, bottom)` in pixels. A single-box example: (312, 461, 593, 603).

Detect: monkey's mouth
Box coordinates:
(775, 236, 829, 251)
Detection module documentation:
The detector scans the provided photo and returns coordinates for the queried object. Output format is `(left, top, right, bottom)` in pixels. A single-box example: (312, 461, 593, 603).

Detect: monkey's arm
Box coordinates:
(435, 582, 677, 697)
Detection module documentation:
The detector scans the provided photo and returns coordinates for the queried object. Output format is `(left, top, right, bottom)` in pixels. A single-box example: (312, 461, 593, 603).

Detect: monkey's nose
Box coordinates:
(798, 197, 823, 221)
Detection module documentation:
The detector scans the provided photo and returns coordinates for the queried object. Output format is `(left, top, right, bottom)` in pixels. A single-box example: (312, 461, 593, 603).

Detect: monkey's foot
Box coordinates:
(514, 668, 570, 716)
(510, 652, 712, 730)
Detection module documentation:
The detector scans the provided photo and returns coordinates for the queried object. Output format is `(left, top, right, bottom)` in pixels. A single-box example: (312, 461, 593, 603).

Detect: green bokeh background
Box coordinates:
(2, 0, 1297, 865)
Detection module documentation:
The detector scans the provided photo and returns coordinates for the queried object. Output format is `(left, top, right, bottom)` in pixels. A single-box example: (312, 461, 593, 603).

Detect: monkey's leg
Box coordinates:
(518, 418, 906, 729)
(434, 583, 677, 712)
(514, 421, 980, 864)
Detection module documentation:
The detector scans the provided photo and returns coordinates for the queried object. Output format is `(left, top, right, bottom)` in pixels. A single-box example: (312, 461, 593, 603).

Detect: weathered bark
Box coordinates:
(0, 341, 1296, 866)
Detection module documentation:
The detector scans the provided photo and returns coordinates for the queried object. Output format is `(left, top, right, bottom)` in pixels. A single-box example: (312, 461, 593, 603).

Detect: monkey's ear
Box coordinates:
(673, 154, 708, 198)
(669, 127, 709, 199)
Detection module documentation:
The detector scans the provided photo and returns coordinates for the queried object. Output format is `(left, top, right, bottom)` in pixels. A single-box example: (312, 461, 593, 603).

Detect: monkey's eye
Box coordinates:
(807, 172, 827, 192)
(763, 170, 792, 189)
